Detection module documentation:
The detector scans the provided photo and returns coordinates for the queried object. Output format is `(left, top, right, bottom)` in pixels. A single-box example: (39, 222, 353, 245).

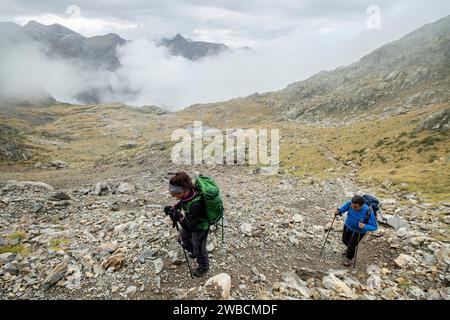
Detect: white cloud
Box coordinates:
(1, 0, 449, 110)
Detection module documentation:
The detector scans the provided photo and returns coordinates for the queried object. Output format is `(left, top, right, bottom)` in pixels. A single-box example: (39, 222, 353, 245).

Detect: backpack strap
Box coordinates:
(180, 194, 202, 213)
(364, 206, 373, 224)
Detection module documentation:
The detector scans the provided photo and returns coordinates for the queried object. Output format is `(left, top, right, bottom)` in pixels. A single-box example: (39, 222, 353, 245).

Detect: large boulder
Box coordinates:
(117, 182, 136, 194)
(205, 273, 232, 299)
(94, 181, 111, 196)
(415, 109, 449, 132)
(380, 214, 410, 230)
(282, 272, 310, 298)
(322, 273, 356, 298)
(240, 223, 253, 236)
(102, 252, 125, 271)
(394, 254, 416, 268)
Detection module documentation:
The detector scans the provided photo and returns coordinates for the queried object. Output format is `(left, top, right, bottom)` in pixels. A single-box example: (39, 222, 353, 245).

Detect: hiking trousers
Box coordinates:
(342, 225, 366, 260)
(180, 228, 209, 269)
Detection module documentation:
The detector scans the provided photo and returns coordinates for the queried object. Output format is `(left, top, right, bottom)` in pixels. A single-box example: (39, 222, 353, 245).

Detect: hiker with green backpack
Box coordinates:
(164, 171, 224, 277)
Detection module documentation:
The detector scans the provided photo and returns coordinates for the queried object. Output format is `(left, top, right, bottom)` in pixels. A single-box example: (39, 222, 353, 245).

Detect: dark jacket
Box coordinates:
(174, 189, 208, 231)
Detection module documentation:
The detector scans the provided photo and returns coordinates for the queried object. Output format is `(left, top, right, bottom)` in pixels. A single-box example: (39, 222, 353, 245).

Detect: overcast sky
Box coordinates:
(0, 0, 449, 108)
(2, 1, 449, 46)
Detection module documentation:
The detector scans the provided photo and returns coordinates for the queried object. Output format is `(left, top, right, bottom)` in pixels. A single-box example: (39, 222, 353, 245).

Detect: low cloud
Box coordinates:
(0, 39, 114, 104)
(1, 0, 449, 110)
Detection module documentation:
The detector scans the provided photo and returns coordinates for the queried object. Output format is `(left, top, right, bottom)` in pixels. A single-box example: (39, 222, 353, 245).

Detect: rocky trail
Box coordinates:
(1, 150, 449, 300)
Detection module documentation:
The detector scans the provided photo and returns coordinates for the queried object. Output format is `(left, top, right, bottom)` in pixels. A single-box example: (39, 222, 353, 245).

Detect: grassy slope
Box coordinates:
(0, 102, 448, 203)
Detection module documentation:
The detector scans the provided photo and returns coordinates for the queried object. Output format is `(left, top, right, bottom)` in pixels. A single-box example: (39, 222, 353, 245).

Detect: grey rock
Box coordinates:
(94, 181, 110, 196)
(118, 182, 135, 194)
(49, 192, 71, 201)
(366, 264, 381, 276)
(394, 254, 416, 268)
(240, 223, 253, 236)
(126, 286, 137, 296)
(421, 254, 437, 266)
(152, 258, 163, 274)
(380, 199, 396, 205)
(137, 249, 157, 263)
(408, 286, 427, 299)
(145, 204, 162, 209)
(382, 214, 410, 230)
(119, 142, 138, 149)
(366, 275, 382, 290)
(42, 263, 67, 290)
(291, 214, 304, 224)
(396, 227, 410, 239)
(4, 262, 20, 275)
(31, 201, 44, 213)
(0, 252, 16, 264)
(93, 263, 104, 275)
(47, 160, 69, 169)
(322, 273, 355, 298)
(282, 272, 310, 298)
(415, 109, 449, 132)
(5, 180, 54, 190)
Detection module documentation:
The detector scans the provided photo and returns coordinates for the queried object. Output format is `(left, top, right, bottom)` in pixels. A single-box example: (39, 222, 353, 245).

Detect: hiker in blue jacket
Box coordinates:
(335, 195, 378, 266)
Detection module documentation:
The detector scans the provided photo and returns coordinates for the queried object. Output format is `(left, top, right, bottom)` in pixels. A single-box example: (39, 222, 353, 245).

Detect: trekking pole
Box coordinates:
(319, 213, 337, 257)
(353, 231, 361, 268)
(174, 221, 193, 279)
(221, 216, 224, 243)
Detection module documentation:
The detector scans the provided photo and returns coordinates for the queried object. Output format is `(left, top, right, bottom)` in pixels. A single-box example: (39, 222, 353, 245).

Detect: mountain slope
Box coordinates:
(22, 21, 127, 71)
(278, 15, 450, 122)
(179, 15, 450, 124)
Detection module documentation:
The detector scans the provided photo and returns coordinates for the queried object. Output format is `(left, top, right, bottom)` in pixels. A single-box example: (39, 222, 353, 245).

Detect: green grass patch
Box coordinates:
(0, 244, 29, 255)
(49, 238, 71, 251)
(420, 136, 443, 146)
(6, 231, 27, 240)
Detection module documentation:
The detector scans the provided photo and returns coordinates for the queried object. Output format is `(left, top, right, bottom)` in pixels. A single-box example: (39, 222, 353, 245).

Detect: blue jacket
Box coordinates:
(338, 200, 378, 234)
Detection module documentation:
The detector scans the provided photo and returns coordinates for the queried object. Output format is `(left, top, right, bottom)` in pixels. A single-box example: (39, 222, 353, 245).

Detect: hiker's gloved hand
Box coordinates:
(335, 208, 341, 216)
(164, 205, 175, 216)
(359, 222, 365, 229)
(170, 209, 184, 222)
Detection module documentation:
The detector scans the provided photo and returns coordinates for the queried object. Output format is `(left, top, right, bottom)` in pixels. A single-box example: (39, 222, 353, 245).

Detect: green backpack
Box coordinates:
(181, 175, 224, 237)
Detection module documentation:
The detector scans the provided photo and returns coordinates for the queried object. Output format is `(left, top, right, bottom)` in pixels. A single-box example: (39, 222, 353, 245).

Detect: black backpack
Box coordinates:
(362, 194, 380, 223)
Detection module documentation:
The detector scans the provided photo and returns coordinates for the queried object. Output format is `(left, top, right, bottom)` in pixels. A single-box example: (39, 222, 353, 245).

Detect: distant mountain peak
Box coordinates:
(159, 33, 230, 60)
(173, 33, 185, 40)
(24, 20, 84, 38)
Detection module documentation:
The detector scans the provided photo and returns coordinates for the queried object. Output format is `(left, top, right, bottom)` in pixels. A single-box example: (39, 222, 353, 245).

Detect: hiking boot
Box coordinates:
(191, 260, 199, 270)
(193, 267, 209, 277)
(342, 257, 353, 267)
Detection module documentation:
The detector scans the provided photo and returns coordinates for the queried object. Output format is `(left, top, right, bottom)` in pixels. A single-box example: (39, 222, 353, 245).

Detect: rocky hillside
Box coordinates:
(1, 151, 449, 300)
(180, 15, 450, 124)
(278, 15, 450, 122)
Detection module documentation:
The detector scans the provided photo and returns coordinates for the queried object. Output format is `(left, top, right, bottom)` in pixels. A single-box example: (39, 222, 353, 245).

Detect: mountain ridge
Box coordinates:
(179, 15, 450, 124)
